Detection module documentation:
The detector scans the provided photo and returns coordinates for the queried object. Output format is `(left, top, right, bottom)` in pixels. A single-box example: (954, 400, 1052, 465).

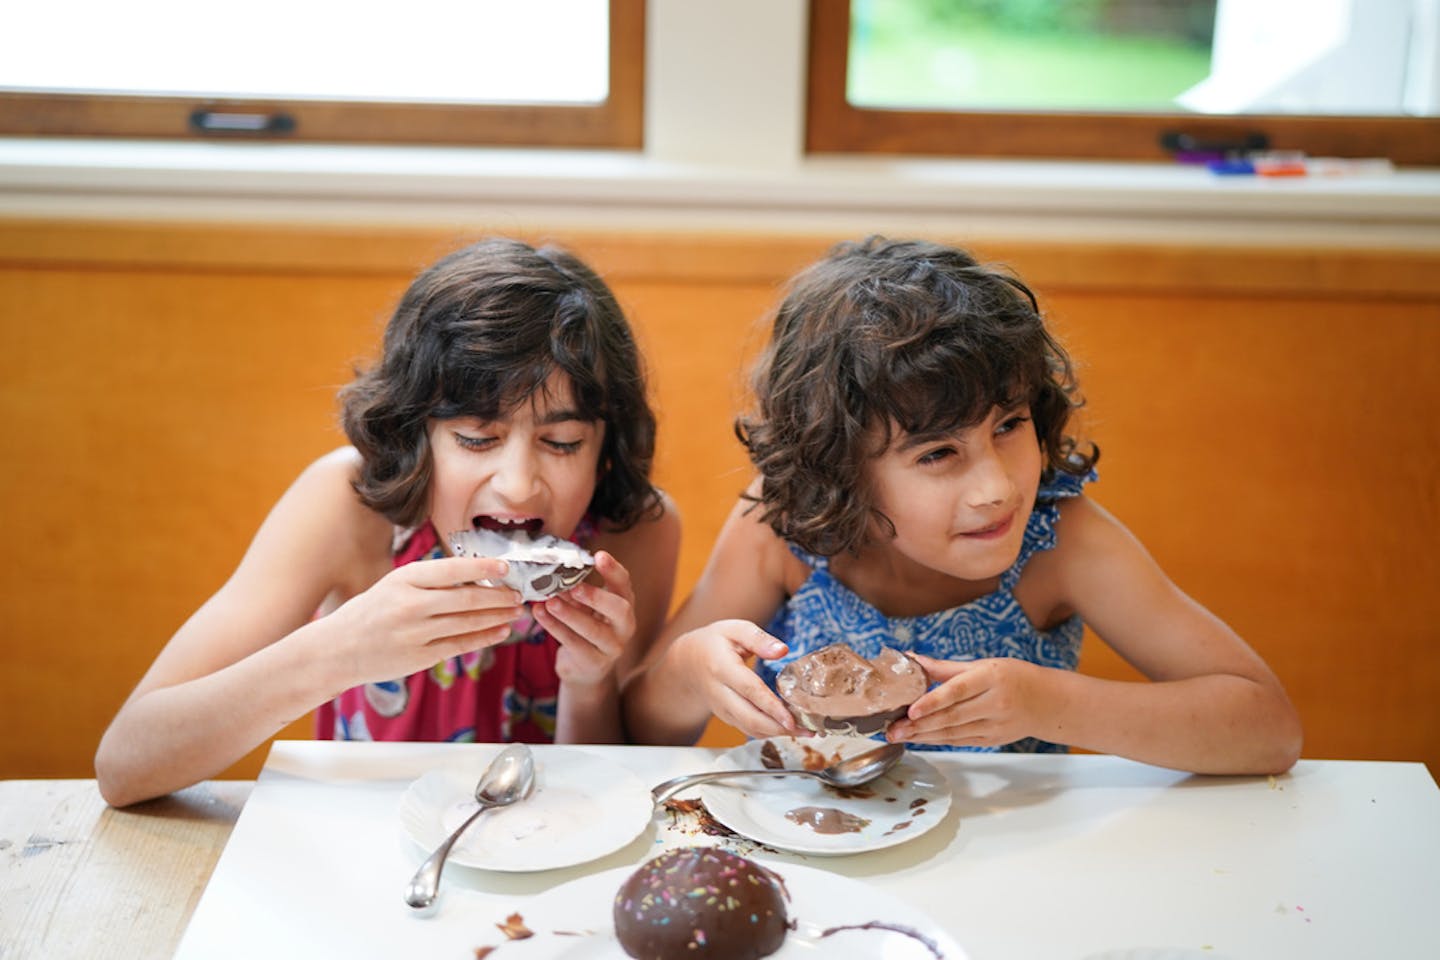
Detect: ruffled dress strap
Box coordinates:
(785, 542, 830, 572)
(998, 467, 1096, 592)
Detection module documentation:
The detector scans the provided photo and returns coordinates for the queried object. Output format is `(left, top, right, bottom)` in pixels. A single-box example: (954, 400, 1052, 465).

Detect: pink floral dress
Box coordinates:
(316, 518, 594, 744)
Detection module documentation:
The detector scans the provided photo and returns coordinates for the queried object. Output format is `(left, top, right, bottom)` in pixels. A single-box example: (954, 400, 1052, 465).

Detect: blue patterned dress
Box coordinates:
(758, 469, 1096, 753)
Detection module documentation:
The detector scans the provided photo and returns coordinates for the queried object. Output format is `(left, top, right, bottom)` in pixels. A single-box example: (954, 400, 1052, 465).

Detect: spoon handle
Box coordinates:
(404, 801, 493, 909)
(650, 768, 818, 805)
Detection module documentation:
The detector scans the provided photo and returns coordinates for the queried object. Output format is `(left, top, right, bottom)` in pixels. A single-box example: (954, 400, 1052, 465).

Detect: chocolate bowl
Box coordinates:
(776, 644, 928, 735)
(447, 528, 595, 603)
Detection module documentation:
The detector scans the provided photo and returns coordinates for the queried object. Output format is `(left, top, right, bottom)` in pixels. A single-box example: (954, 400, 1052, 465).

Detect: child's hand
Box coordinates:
(887, 655, 1053, 748)
(334, 556, 523, 685)
(533, 550, 636, 687)
(670, 620, 801, 739)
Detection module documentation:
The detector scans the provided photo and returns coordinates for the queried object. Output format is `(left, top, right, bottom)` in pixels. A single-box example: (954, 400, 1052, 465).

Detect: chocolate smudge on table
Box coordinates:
(819, 920, 946, 959)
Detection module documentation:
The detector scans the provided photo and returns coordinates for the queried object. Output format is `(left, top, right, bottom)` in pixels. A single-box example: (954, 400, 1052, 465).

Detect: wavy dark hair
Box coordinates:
(340, 237, 661, 530)
(737, 236, 1097, 557)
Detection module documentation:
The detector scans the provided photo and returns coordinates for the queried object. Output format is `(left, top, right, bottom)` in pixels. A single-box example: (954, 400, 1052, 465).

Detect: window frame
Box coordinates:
(0, 0, 645, 149)
(806, 0, 1440, 165)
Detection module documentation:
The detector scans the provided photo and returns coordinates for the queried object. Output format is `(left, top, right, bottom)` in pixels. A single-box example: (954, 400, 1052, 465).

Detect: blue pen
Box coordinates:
(1207, 158, 1255, 175)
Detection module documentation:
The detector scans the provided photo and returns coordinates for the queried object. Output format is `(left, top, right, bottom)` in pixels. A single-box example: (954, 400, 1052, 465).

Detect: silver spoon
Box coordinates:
(404, 743, 535, 909)
(650, 741, 906, 804)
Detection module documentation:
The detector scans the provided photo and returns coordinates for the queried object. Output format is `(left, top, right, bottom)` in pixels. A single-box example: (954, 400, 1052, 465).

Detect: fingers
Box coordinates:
(591, 550, 633, 600)
(716, 663, 801, 735)
(536, 584, 630, 650)
(911, 653, 968, 682)
(715, 620, 788, 661)
(426, 623, 515, 660)
(406, 555, 514, 589)
(713, 682, 798, 739)
(429, 607, 526, 640)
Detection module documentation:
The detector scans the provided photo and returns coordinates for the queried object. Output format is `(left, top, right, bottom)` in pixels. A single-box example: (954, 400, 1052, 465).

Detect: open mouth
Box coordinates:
(472, 515, 544, 536)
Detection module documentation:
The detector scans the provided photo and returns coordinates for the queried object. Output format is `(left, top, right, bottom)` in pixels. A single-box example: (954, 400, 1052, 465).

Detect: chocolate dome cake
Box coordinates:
(777, 644, 928, 735)
(613, 847, 789, 959)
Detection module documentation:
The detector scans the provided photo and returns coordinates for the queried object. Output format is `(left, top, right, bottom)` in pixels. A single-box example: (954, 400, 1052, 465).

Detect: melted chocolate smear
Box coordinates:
(784, 806, 871, 834)
(820, 921, 946, 959)
(828, 784, 877, 800)
(883, 819, 913, 836)
(662, 798, 741, 838)
(661, 798, 782, 853)
(799, 744, 837, 771)
(909, 797, 928, 810)
(473, 948, 498, 959)
(760, 740, 784, 769)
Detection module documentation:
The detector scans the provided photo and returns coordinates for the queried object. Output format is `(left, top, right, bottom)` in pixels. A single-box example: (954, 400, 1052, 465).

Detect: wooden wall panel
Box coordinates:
(1, 220, 1436, 781)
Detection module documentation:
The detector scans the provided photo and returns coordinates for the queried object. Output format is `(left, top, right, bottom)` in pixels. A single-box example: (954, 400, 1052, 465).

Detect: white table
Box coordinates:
(171, 741, 1440, 960)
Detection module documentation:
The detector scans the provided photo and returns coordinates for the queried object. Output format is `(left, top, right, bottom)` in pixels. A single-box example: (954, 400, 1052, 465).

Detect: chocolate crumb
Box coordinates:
(497, 912, 533, 941)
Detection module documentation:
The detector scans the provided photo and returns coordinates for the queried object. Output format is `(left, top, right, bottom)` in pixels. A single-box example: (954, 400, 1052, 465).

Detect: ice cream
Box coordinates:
(613, 847, 789, 960)
(776, 644, 928, 735)
(447, 527, 595, 602)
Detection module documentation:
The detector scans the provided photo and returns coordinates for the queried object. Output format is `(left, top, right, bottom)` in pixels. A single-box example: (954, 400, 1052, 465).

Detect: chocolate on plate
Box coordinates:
(613, 846, 789, 960)
(448, 528, 595, 602)
(777, 644, 928, 735)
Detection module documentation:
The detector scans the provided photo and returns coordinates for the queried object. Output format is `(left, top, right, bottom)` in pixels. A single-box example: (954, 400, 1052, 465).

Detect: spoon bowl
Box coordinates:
(405, 743, 535, 909)
(650, 741, 906, 805)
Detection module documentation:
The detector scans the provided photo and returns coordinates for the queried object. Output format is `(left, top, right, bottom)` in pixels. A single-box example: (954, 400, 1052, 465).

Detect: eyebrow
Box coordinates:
(892, 400, 1029, 452)
(536, 407, 594, 426)
(895, 430, 961, 453)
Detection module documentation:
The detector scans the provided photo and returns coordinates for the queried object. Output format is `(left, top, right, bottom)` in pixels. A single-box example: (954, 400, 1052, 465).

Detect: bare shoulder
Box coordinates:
(235, 447, 392, 594)
(1047, 494, 1148, 565)
(1017, 494, 1151, 620)
(592, 489, 682, 562)
(680, 482, 795, 624)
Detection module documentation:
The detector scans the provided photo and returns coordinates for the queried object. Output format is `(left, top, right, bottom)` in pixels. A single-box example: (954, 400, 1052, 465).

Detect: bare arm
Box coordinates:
(622, 491, 799, 745)
(891, 496, 1303, 774)
(94, 450, 522, 806)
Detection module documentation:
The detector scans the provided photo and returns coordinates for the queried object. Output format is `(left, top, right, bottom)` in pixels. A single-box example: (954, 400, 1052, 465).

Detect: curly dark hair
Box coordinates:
(737, 236, 1097, 557)
(339, 237, 661, 530)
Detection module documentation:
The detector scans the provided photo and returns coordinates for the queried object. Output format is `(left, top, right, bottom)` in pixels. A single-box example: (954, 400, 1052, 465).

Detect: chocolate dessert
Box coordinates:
(776, 644, 927, 735)
(447, 527, 595, 602)
(613, 847, 789, 960)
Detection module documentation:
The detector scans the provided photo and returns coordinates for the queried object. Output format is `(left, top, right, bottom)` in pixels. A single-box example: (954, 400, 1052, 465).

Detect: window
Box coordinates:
(0, 0, 644, 149)
(808, 0, 1440, 164)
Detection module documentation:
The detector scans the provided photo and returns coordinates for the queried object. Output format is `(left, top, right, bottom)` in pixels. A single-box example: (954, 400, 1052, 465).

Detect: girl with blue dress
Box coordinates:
(626, 236, 1300, 775)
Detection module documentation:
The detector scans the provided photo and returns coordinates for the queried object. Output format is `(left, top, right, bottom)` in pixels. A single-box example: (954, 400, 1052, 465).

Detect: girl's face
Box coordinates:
(427, 371, 604, 544)
(865, 403, 1042, 583)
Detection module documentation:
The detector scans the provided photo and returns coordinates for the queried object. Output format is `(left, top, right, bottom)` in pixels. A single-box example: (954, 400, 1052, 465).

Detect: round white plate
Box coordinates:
(483, 859, 969, 959)
(398, 746, 651, 872)
(696, 737, 951, 856)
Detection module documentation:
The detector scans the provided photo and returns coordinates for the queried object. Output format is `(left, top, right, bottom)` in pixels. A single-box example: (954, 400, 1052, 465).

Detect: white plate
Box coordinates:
(398, 746, 651, 872)
(696, 737, 951, 855)
(483, 859, 969, 959)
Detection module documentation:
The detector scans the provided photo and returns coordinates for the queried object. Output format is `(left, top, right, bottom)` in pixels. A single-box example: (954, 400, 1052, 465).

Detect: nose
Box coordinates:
(490, 439, 541, 504)
(965, 443, 1014, 509)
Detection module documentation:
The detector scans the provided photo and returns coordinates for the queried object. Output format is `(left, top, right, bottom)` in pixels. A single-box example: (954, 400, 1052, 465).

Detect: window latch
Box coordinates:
(189, 109, 296, 136)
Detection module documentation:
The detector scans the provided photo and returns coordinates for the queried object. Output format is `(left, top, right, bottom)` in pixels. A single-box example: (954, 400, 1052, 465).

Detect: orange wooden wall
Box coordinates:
(2, 221, 1436, 780)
